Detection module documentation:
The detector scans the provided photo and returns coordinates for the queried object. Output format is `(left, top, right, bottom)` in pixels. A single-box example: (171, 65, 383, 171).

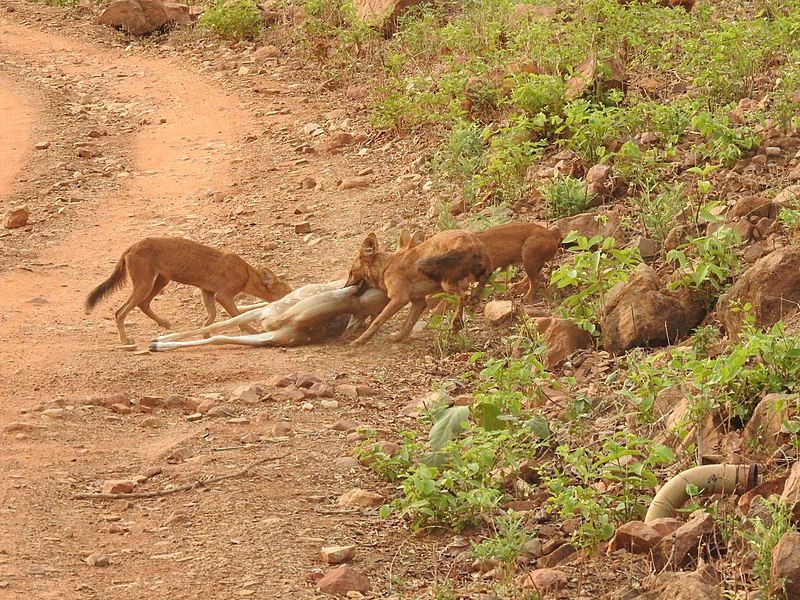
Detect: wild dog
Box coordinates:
(85, 237, 292, 345)
(149, 280, 388, 351)
(345, 229, 492, 346)
(475, 222, 562, 303)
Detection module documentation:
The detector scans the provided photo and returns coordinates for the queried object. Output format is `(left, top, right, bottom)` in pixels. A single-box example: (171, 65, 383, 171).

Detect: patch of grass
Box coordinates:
(198, 0, 264, 41)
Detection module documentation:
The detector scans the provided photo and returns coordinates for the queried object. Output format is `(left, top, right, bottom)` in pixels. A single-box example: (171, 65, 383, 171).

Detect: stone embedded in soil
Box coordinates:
(647, 516, 683, 537)
(337, 488, 384, 509)
(85, 552, 110, 567)
(770, 531, 800, 599)
(320, 545, 356, 564)
(652, 510, 714, 571)
(320, 400, 339, 409)
(484, 300, 515, 326)
(294, 221, 312, 234)
(141, 416, 164, 428)
(338, 176, 370, 190)
(608, 521, 662, 553)
(515, 568, 567, 592)
(102, 479, 137, 494)
(34, 141, 50, 149)
(230, 384, 264, 404)
(270, 422, 293, 436)
(333, 457, 360, 470)
(196, 398, 217, 414)
(3, 206, 29, 229)
(3, 422, 34, 433)
(316, 566, 370, 595)
(330, 419, 362, 433)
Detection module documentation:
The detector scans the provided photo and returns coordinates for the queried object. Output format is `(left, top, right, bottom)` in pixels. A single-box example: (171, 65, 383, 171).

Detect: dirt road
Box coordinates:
(0, 3, 439, 598)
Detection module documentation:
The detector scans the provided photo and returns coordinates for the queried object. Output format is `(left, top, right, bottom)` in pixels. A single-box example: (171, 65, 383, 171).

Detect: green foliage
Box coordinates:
(545, 433, 675, 548)
(198, 0, 264, 41)
(666, 221, 743, 307)
(472, 510, 531, 573)
(740, 497, 796, 597)
(550, 234, 642, 336)
(539, 175, 591, 221)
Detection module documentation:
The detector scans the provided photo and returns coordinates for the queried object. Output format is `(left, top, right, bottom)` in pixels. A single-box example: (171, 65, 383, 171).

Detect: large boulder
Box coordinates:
(601, 263, 706, 355)
(98, 0, 188, 36)
(531, 316, 593, 371)
(770, 531, 800, 600)
(717, 246, 800, 336)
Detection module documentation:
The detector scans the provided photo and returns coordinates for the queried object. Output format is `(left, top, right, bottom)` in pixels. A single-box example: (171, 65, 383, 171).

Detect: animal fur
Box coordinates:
(85, 237, 291, 345)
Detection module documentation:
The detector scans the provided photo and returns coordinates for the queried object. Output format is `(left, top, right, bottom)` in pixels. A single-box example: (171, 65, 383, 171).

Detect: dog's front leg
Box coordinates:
(351, 298, 407, 346)
(392, 299, 427, 341)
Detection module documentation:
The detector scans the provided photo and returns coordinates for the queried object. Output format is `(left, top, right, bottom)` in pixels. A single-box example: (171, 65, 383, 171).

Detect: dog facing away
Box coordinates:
(475, 222, 562, 302)
(85, 237, 292, 345)
(149, 280, 389, 351)
(345, 229, 492, 346)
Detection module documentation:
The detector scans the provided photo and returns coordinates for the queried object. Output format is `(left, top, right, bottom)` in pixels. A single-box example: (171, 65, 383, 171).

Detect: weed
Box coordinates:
(550, 233, 642, 336)
(472, 510, 530, 575)
(740, 497, 795, 597)
(539, 175, 591, 221)
(199, 0, 263, 41)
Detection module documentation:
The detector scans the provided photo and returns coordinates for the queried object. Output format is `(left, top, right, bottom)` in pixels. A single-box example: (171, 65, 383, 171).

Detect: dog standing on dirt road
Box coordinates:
(85, 237, 292, 345)
(345, 229, 492, 346)
(475, 222, 562, 303)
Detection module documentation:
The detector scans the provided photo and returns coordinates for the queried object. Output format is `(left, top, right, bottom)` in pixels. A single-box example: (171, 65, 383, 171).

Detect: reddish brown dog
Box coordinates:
(345, 229, 492, 346)
(85, 237, 291, 345)
(475, 222, 562, 302)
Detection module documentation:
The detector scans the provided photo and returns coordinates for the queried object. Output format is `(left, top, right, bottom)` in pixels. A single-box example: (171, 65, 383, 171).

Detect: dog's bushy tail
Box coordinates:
(84, 257, 128, 313)
(418, 249, 485, 283)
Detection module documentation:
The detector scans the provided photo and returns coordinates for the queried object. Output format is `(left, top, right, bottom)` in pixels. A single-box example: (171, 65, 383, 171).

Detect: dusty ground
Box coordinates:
(0, 3, 460, 598)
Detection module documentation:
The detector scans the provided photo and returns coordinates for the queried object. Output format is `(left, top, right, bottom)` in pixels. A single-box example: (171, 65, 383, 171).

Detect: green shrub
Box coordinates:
(199, 0, 263, 41)
(540, 175, 591, 220)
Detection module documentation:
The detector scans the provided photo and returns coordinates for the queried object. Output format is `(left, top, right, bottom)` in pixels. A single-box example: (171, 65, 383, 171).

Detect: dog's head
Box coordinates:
(260, 268, 293, 301)
(345, 233, 384, 291)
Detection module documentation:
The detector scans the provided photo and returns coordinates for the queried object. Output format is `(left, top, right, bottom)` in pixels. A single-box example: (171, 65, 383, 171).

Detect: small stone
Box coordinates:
(339, 177, 370, 190)
(231, 384, 263, 404)
(186, 412, 203, 422)
(164, 511, 188, 525)
(141, 416, 164, 428)
(335, 384, 359, 398)
(770, 531, 800, 599)
(238, 66, 250, 76)
(107, 523, 128, 534)
(320, 400, 339, 409)
(607, 521, 662, 553)
(516, 568, 567, 592)
(206, 405, 236, 418)
(330, 419, 362, 432)
(271, 422, 293, 436)
(337, 489, 384, 509)
(167, 447, 193, 463)
(4, 422, 34, 433)
(317, 566, 370, 595)
(320, 545, 356, 564)
(34, 141, 50, 150)
(138, 396, 165, 409)
(239, 432, 261, 444)
(41, 408, 66, 419)
(85, 552, 109, 567)
(196, 398, 217, 414)
(355, 385, 376, 397)
(294, 221, 312, 234)
(333, 457, 360, 470)
(142, 466, 162, 479)
(110, 403, 132, 415)
(102, 479, 137, 495)
(301, 402, 314, 411)
(3, 206, 29, 229)
(484, 300, 515, 326)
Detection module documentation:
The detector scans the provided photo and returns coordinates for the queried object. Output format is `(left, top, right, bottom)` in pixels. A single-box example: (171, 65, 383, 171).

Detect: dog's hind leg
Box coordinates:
(152, 307, 269, 342)
(137, 275, 173, 330)
(114, 273, 163, 345)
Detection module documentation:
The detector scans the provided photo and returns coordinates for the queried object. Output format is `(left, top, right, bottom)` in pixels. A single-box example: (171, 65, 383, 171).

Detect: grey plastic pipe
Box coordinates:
(645, 463, 758, 523)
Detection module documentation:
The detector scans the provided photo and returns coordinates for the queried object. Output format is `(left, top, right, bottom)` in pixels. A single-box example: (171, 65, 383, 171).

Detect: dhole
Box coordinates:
(475, 222, 562, 302)
(85, 237, 291, 345)
(345, 229, 492, 346)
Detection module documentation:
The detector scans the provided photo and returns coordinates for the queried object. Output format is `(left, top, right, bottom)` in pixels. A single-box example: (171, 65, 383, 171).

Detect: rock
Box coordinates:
(324, 131, 354, 152)
(3, 206, 29, 229)
(41, 408, 66, 419)
(138, 396, 165, 409)
(484, 300, 515, 326)
(333, 457, 360, 469)
(602, 263, 706, 355)
(85, 552, 110, 567)
(741, 394, 795, 455)
(536, 543, 577, 568)
(355, 385, 376, 397)
(167, 447, 193, 463)
(320, 545, 356, 564)
(401, 391, 451, 417)
(652, 510, 714, 571)
(608, 521, 662, 553)
(4, 422, 34, 433)
(565, 54, 626, 99)
(330, 419, 363, 432)
(164, 510, 188, 525)
(770, 531, 800, 599)
(317, 566, 370, 595)
(773, 185, 800, 205)
(337, 488, 384, 509)
(230, 384, 264, 404)
(738, 476, 788, 515)
(556, 208, 625, 243)
(647, 516, 684, 537)
(718, 247, 800, 336)
(34, 141, 50, 150)
(532, 316, 593, 371)
(206, 405, 236, 418)
(253, 45, 281, 61)
(638, 571, 721, 600)
(780, 461, 800, 515)
(305, 382, 335, 398)
(195, 398, 217, 414)
(98, 0, 182, 36)
(339, 176, 371, 190)
(730, 195, 776, 220)
(294, 221, 312, 234)
(102, 479, 137, 494)
(585, 163, 613, 200)
(633, 236, 662, 261)
(515, 568, 567, 592)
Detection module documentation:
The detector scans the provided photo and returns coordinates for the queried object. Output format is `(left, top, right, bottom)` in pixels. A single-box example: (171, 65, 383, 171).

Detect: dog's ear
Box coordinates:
(260, 268, 275, 286)
(409, 231, 425, 249)
(360, 233, 379, 261)
(397, 229, 412, 250)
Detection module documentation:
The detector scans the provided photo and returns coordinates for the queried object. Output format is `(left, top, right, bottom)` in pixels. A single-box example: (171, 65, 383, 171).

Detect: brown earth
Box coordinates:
(0, 2, 455, 598)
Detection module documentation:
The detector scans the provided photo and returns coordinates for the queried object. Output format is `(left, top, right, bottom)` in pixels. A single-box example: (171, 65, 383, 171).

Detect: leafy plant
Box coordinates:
(198, 0, 264, 41)
(740, 497, 795, 597)
(550, 233, 642, 336)
(472, 510, 531, 574)
(540, 175, 592, 220)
